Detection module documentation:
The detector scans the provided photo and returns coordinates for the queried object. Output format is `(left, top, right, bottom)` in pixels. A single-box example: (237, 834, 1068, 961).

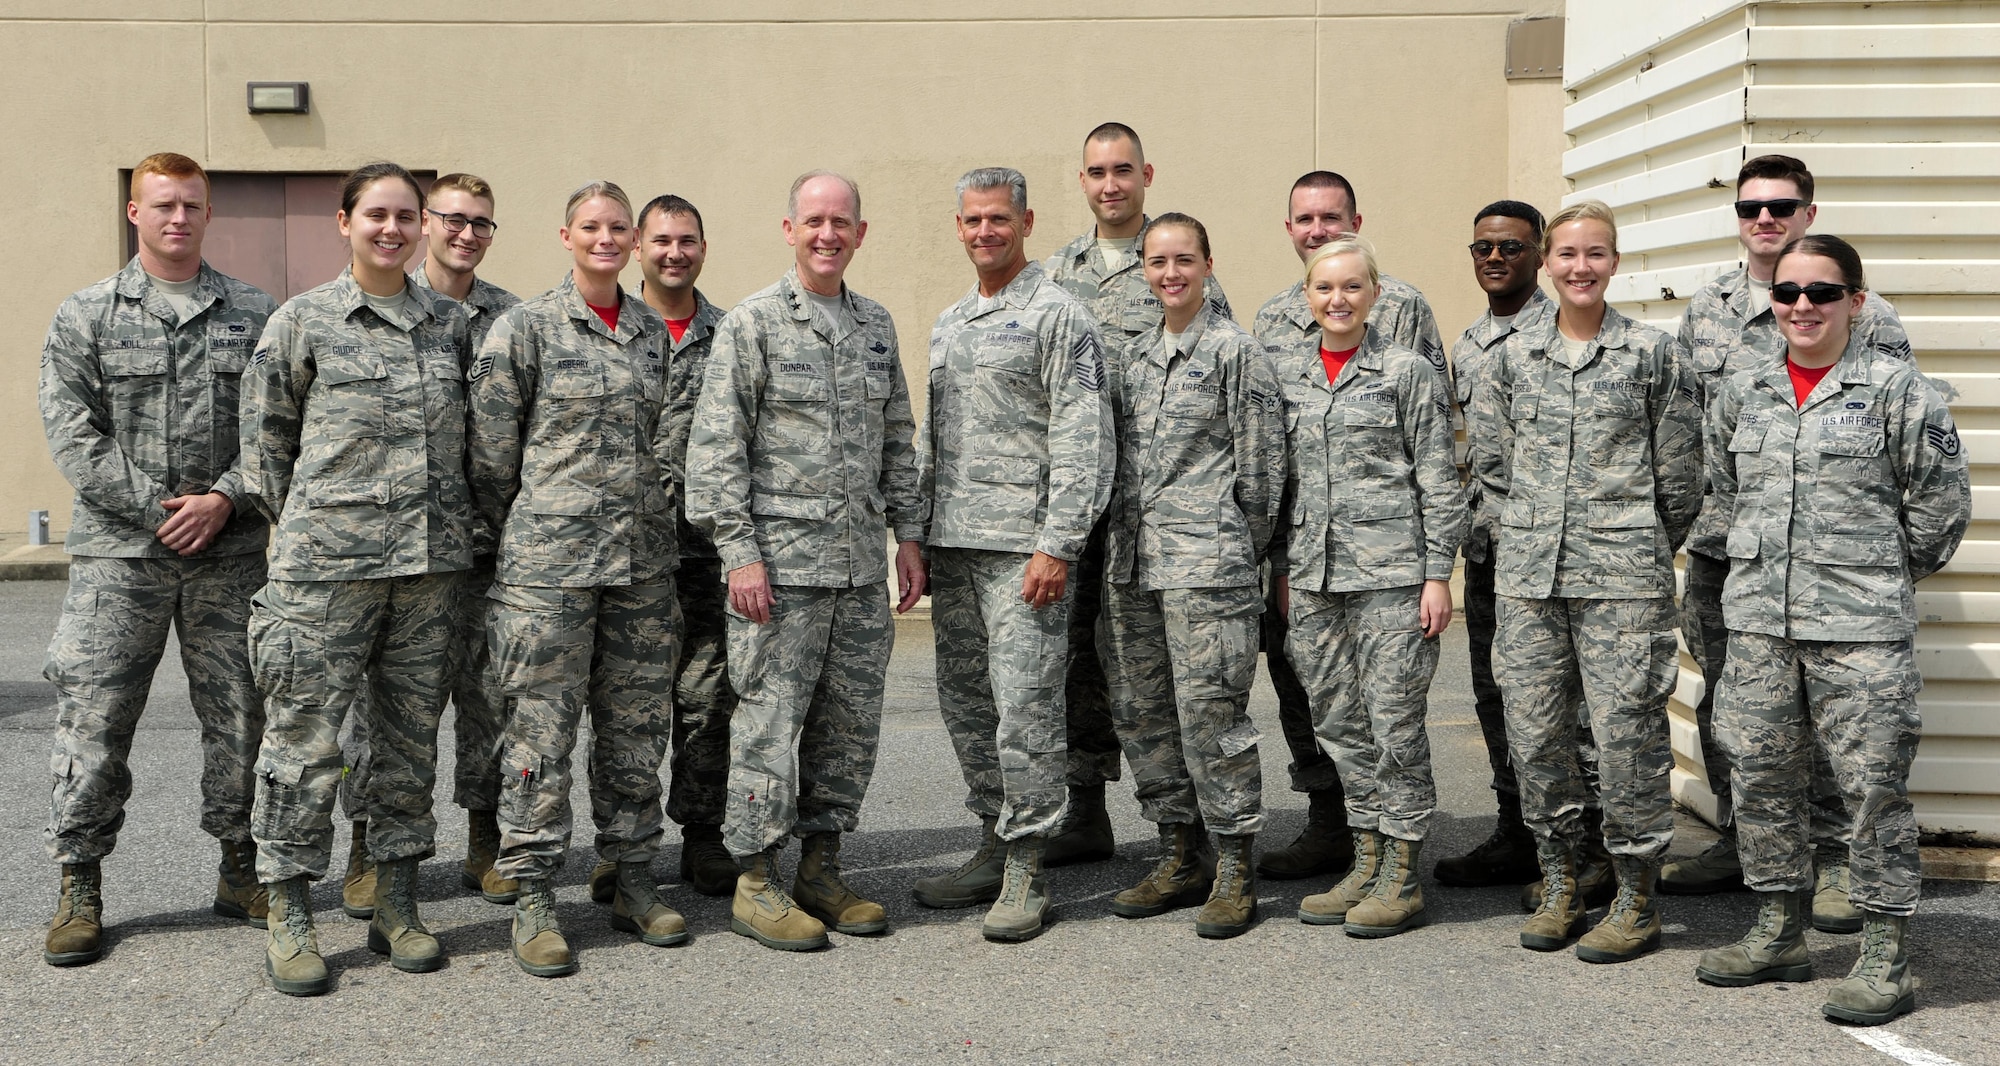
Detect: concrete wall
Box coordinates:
(1, 1, 1564, 528)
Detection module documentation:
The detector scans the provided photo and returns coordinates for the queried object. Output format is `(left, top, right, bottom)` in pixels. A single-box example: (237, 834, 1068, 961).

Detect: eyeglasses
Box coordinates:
(1468, 239, 1532, 261)
(429, 210, 497, 239)
(1771, 281, 1856, 305)
(1733, 198, 1807, 220)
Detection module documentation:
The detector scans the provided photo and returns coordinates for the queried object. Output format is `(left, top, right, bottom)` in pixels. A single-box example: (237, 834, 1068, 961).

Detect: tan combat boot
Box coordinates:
(1576, 857, 1663, 963)
(1298, 830, 1383, 926)
(44, 861, 103, 967)
(1823, 913, 1915, 1026)
(213, 839, 269, 928)
(341, 820, 376, 919)
(732, 848, 828, 951)
(1812, 856, 1863, 934)
(588, 859, 618, 904)
(1346, 836, 1426, 938)
(367, 858, 443, 972)
(981, 834, 1051, 942)
(1696, 889, 1813, 986)
(611, 861, 690, 946)
(680, 823, 738, 898)
(1520, 841, 1588, 951)
(512, 878, 576, 978)
(912, 817, 1006, 909)
(793, 832, 888, 935)
(1521, 834, 1615, 910)
(265, 876, 329, 996)
(1111, 822, 1213, 919)
(463, 809, 519, 904)
(1194, 832, 1257, 939)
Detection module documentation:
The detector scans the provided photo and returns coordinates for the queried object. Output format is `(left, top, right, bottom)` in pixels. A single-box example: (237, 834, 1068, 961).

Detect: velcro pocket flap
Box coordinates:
(1728, 422, 1767, 452)
(1725, 528, 1759, 560)
(1586, 499, 1654, 529)
(318, 353, 387, 385)
(964, 455, 1042, 485)
(749, 490, 834, 520)
(1346, 492, 1415, 522)
(309, 479, 391, 507)
(1801, 533, 1901, 567)
(103, 347, 168, 376)
(1820, 432, 1884, 458)
(544, 367, 606, 399)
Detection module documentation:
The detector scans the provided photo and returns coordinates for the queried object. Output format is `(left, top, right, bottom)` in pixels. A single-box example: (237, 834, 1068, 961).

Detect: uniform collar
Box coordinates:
(1470, 288, 1552, 348)
(409, 263, 512, 315)
(1522, 302, 1634, 369)
(554, 271, 644, 344)
(778, 266, 871, 342)
(115, 256, 226, 320)
(1147, 302, 1216, 368)
(1055, 217, 1150, 281)
(962, 259, 1048, 317)
(1294, 324, 1387, 393)
(1752, 329, 1879, 404)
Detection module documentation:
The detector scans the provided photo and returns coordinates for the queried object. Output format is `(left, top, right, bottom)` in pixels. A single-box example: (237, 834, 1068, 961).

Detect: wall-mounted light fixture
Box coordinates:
(246, 82, 311, 114)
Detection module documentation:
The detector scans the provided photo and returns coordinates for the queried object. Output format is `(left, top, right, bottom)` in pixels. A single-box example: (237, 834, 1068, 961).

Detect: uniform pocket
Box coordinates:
(307, 479, 390, 556)
(1725, 528, 1759, 560)
(316, 352, 388, 439)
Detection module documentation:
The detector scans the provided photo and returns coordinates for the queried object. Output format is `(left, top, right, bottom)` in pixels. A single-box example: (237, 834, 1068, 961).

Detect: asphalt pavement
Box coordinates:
(0, 578, 1992, 1065)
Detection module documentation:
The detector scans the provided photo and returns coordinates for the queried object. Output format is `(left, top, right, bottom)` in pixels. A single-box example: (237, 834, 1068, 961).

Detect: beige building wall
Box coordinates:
(2, 1, 1564, 528)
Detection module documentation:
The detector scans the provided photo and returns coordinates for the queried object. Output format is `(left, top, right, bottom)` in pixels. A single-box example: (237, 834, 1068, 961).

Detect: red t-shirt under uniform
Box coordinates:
(1787, 357, 1834, 407)
(588, 300, 621, 332)
(666, 315, 693, 344)
(1321, 345, 1358, 386)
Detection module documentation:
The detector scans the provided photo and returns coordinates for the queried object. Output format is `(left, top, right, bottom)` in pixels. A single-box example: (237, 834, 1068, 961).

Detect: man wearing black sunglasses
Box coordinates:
(1665, 154, 1908, 931)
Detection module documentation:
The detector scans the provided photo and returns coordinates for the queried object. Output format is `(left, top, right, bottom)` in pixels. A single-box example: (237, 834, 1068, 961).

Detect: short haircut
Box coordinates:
(1474, 199, 1545, 242)
(638, 194, 705, 238)
(788, 170, 862, 221)
(1543, 199, 1619, 255)
(130, 152, 209, 203)
(1776, 233, 1866, 291)
(955, 166, 1028, 214)
(430, 172, 496, 210)
(1737, 153, 1814, 202)
(565, 180, 633, 225)
(1290, 170, 1359, 217)
(1140, 211, 1210, 260)
(340, 161, 425, 215)
(1304, 234, 1380, 289)
(1085, 121, 1144, 161)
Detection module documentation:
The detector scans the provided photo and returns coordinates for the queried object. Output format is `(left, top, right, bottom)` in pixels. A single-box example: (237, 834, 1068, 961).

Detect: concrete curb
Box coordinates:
(0, 543, 67, 581)
(1923, 846, 2000, 883)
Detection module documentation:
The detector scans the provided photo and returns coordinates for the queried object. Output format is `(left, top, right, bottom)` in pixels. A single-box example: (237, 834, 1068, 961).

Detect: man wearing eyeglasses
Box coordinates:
(1249, 170, 1448, 883)
(336, 172, 525, 921)
(1431, 200, 1556, 892)
(1664, 154, 1908, 931)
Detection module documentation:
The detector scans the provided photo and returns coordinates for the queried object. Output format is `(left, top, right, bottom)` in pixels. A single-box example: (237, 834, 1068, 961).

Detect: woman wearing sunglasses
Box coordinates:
(1694, 235, 1968, 1026)
(1466, 199, 1704, 963)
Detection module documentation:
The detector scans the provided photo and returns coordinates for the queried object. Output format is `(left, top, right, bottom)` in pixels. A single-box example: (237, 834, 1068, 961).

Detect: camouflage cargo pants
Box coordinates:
(1496, 595, 1676, 861)
(1260, 561, 1343, 794)
(1463, 545, 1518, 801)
(722, 581, 891, 858)
(670, 558, 734, 828)
(45, 553, 267, 863)
(336, 560, 508, 817)
(931, 547, 1072, 841)
(489, 579, 680, 882)
(1289, 585, 1440, 841)
(1682, 552, 1849, 847)
(1718, 631, 1922, 915)
(1099, 581, 1265, 836)
(248, 573, 457, 883)
(1063, 520, 1123, 789)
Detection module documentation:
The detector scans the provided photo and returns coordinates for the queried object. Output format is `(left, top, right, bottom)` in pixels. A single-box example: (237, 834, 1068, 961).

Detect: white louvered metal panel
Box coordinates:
(1568, 0, 2000, 841)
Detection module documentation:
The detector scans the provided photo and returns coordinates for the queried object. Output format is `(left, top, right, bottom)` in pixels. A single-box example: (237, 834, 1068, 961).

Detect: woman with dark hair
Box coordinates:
(1695, 234, 1969, 1027)
(239, 162, 475, 995)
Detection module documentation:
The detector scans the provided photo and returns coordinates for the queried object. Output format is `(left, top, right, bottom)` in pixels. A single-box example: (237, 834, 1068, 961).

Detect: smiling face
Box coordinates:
(561, 195, 636, 281)
(956, 185, 1033, 282)
(1285, 184, 1359, 264)
(127, 171, 211, 275)
(1773, 252, 1863, 363)
(1543, 217, 1618, 315)
(1738, 175, 1816, 267)
(1079, 134, 1152, 232)
(1141, 222, 1210, 323)
(1471, 214, 1541, 301)
(640, 209, 706, 296)
(783, 175, 865, 296)
(337, 177, 423, 281)
(1306, 251, 1379, 350)
(424, 187, 495, 275)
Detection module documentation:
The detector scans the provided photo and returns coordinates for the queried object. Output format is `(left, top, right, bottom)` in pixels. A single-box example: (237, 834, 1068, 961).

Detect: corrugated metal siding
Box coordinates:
(1565, 0, 2000, 840)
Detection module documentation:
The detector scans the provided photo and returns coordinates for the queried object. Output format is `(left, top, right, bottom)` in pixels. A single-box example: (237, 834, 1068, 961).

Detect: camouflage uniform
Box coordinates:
(1466, 305, 1702, 860)
(658, 289, 734, 829)
(338, 267, 523, 819)
(467, 275, 681, 881)
(922, 261, 1111, 840)
(1278, 326, 1467, 840)
(686, 270, 922, 857)
(1042, 228, 1233, 792)
(238, 267, 475, 882)
(1679, 270, 1909, 838)
(1253, 274, 1447, 795)
(1707, 331, 1968, 914)
(1097, 305, 1283, 836)
(1452, 289, 1554, 804)
(39, 258, 275, 863)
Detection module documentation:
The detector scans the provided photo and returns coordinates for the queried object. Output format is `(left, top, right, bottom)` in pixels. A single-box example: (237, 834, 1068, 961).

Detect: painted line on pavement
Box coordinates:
(1850, 1029, 1962, 1066)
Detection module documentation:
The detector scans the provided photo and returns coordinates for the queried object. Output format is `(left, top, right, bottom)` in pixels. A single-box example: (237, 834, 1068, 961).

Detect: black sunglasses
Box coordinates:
(1733, 198, 1807, 220)
(1771, 281, 1856, 305)
(1468, 239, 1532, 261)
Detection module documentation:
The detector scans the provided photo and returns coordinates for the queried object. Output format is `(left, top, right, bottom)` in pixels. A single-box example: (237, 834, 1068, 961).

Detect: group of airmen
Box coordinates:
(37, 125, 1967, 1030)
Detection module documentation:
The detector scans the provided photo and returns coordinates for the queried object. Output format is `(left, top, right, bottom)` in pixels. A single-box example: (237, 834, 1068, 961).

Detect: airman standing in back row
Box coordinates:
(1250, 171, 1448, 883)
(40, 152, 277, 967)
(1038, 122, 1233, 867)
